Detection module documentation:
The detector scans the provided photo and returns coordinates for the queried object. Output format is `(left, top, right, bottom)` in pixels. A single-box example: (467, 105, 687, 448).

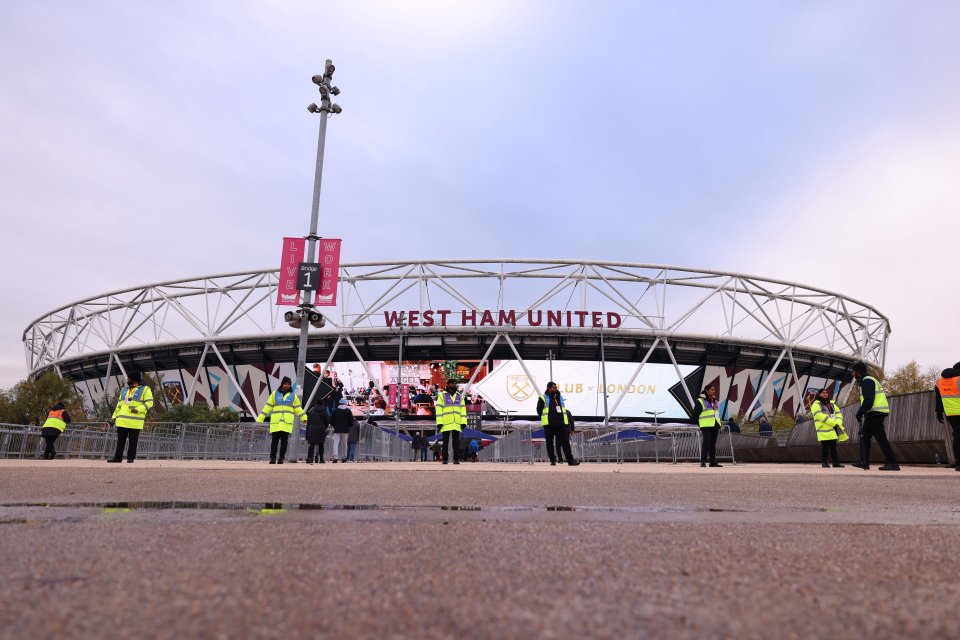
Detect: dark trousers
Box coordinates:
(700, 427, 719, 464)
(442, 430, 460, 462)
(545, 424, 574, 464)
(947, 416, 960, 467)
(860, 413, 897, 466)
(420, 447, 427, 461)
(41, 428, 60, 459)
(820, 440, 839, 465)
(307, 441, 324, 462)
(113, 427, 141, 461)
(270, 432, 289, 461)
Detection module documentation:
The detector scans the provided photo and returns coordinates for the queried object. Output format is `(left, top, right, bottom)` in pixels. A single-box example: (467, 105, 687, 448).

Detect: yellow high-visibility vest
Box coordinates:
(860, 376, 890, 415)
(539, 394, 570, 426)
(697, 398, 721, 429)
(811, 400, 847, 442)
(436, 391, 466, 433)
(937, 377, 960, 417)
(256, 391, 306, 433)
(112, 385, 154, 430)
(42, 409, 67, 432)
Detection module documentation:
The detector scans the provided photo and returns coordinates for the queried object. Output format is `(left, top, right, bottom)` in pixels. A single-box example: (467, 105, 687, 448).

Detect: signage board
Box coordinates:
(276, 237, 306, 306)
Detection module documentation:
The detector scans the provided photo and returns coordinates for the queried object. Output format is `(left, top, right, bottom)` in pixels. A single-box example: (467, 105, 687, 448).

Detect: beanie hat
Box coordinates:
(852, 362, 868, 375)
(128, 370, 142, 383)
(280, 376, 292, 386)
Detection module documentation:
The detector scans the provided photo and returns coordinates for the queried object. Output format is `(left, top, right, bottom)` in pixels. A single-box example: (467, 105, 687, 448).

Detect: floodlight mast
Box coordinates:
(296, 59, 342, 402)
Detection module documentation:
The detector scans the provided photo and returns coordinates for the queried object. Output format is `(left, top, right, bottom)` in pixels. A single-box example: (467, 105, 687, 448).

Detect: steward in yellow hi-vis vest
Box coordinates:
(534, 381, 580, 466)
(41, 402, 72, 460)
(692, 385, 723, 468)
(935, 366, 960, 472)
(811, 388, 846, 469)
(435, 379, 466, 464)
(108, 371, 154, 464)
(852, 362, 898, 471)
(256, 376, 306, 464)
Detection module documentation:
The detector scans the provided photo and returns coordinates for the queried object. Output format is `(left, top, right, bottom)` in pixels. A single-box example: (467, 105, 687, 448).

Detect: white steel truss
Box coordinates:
(24, 260, 890, 389)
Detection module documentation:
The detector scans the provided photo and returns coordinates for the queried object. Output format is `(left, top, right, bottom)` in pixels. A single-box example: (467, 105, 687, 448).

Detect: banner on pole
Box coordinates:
(276, 237, 306, 306)
(315, 238, 342, 306)
(387, 383, 398, 408)
(400, 383, 410, 409)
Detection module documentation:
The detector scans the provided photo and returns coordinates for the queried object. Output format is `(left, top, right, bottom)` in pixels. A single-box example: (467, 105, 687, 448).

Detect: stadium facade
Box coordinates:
(22, 260, 890, 421)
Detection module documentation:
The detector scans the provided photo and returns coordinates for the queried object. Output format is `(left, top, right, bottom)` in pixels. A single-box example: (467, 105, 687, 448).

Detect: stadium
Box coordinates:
(22, 259, 890, 423)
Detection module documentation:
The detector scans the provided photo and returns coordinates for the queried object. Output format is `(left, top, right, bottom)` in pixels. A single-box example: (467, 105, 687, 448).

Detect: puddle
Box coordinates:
(0, 501, 758, 514)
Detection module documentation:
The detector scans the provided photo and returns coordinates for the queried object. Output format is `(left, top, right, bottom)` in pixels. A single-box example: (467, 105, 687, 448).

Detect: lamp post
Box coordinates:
(293, 61, 342, 398)
(546, 350, 556, 382)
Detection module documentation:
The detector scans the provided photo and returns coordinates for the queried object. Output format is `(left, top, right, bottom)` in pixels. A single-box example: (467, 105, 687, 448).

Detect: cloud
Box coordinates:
(742, 115, 960, 370)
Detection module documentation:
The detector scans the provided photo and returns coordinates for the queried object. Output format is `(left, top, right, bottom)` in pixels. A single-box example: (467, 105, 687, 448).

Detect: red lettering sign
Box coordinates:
(276, 237, 305, 306)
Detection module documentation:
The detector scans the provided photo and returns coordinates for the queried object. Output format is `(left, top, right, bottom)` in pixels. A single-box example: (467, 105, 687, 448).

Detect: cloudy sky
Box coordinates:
(1, 1, 958, 387)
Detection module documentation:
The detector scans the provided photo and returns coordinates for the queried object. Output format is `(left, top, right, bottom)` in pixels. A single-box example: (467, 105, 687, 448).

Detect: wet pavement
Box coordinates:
(1, 461, 959, 638)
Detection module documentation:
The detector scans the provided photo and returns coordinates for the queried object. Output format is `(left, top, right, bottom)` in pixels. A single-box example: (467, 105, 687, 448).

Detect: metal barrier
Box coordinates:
(785, 390, 955, 463)
(0, 421, 412, 462)
(479, 422, 736, 464)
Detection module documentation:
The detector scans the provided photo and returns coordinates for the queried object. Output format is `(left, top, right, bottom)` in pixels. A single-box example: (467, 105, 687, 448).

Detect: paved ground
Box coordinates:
(1, 461, 959, 639)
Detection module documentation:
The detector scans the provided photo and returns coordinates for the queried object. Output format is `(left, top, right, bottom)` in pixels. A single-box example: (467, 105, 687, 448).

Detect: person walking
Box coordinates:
(934, 366, 960, 471)
(256, 376, 306, 465)
(107, 371, 154, 463)
(40, 402, 71, 460)
(305, 402, 329, 464)
(535, 382, 580, 467)
(810, 388, 847, 468)
(693, 384, 723, 467)
(851, 362, 899, 471)
(436, 379, 466, 465)
(346, 414, 360, 462)
(330, 398, 354, 463)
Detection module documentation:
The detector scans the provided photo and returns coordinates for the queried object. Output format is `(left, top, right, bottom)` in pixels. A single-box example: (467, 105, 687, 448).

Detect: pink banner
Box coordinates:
(387, 384, 398, 408)
(400, 383, 410, 409)
(276, 237, 306, 306)
(315, 238, 342, 306)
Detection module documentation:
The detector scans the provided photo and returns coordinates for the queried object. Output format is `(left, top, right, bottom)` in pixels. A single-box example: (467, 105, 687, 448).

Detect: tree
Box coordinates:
(882, 360, 939, 396)
(0, 373, 83, 425)
(440, 360, 459, 382)
(153, 404, 239, 424)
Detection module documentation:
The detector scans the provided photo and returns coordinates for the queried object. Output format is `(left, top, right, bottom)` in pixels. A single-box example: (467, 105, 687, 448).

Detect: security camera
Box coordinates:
(308, 311, 325, 328)
(330, 86, 340, 96)
(330, 103, 342, 114)
(284, 310, 303, 329)
(312, 74, 324, 86)
(307, 103, 320, 113)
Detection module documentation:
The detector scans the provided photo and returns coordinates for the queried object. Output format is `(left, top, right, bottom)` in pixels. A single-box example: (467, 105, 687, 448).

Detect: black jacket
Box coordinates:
(331, 407, 354, 434)
(305, 406, 329, 444)
(536, 392, 567, 427)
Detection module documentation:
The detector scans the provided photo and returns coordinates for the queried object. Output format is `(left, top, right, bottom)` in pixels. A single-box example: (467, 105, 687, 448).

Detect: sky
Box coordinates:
(1, 1, 959, 387)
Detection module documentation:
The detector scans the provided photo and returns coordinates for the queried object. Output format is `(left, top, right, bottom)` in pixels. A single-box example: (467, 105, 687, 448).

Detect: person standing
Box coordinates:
(330, 399, 354, 463)
(535, 382, 580, 467)
(40, 402, 71, 460)
(556, 408, 576, 464)
(346, 414, 360, 462)
(693, 385, 723, 468)
(107, 372, 154, 463)
(256, 376, 306, 465)
(436, 379, 466, 465)
(851, 362, 899, 471)
(810, 388, 847, 468)
(934, 366, 960, 471)
(305, 402, 329, 464)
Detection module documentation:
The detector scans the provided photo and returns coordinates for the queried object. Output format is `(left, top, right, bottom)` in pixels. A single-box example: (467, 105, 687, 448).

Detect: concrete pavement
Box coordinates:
(1, 461, 959, 639)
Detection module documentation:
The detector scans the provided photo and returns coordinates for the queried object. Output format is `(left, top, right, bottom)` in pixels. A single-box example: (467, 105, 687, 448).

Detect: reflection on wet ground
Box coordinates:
(0, 501, 755, 513)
